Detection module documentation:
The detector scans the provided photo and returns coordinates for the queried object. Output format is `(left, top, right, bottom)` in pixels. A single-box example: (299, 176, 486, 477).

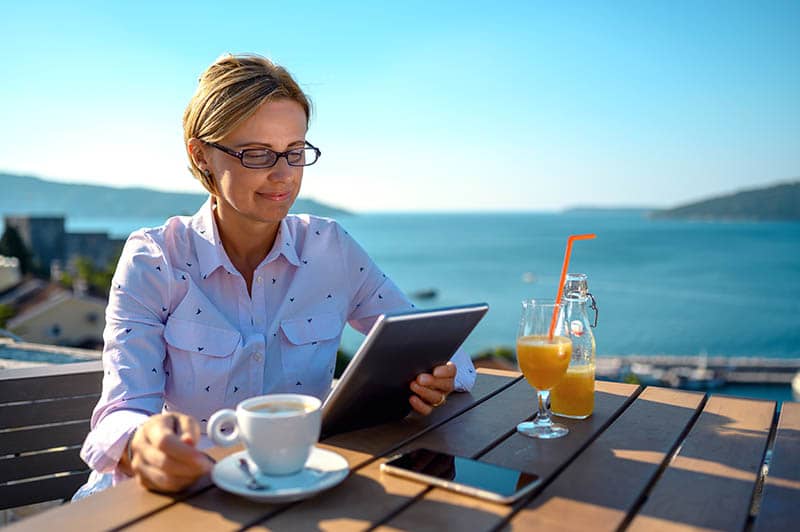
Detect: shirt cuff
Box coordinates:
(449, 347, 476, 392)
(80, 409, 151, 474)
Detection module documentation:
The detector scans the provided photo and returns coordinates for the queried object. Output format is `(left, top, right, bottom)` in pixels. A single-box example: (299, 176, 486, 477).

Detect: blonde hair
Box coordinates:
(183, 53, 311, 193)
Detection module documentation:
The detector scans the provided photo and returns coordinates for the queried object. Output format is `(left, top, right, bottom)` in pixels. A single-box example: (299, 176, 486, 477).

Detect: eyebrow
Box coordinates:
(233, 140, 306, 150)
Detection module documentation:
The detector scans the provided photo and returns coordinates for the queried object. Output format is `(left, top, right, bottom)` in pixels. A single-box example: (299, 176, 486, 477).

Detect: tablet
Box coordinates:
(321, 303, 489, 438)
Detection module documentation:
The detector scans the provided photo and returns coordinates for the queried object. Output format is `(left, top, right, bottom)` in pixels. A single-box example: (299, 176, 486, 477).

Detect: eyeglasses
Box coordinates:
(204, 140, 321, 169)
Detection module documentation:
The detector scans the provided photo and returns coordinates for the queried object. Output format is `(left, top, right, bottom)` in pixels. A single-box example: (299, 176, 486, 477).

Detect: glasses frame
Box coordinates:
(203, 140, 321, 169)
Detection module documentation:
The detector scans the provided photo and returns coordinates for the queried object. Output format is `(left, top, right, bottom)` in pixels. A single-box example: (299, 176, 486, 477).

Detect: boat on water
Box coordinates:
(411, 288, 438, 300)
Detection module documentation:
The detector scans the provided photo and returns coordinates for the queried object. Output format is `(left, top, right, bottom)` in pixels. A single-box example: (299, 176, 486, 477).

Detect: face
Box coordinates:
(194, 98, 308, 229)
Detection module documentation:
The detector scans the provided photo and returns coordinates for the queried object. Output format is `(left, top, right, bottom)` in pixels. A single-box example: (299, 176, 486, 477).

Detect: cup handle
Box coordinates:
(207, 409, 239, 447)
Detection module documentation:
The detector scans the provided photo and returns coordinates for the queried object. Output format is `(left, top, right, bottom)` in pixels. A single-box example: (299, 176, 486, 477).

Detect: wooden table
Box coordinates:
(9, 368, 799, 531)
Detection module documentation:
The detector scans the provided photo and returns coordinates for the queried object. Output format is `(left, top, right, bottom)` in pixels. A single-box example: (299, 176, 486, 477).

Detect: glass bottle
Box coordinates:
(550, 273, 598, 419)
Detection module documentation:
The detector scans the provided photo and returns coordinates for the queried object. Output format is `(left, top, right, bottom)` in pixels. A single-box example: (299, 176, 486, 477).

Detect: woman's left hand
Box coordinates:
(409, 361, 456, 415)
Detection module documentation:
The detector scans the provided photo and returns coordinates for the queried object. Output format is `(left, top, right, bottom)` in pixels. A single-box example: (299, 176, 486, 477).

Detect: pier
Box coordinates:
(597, 354, 800, 389)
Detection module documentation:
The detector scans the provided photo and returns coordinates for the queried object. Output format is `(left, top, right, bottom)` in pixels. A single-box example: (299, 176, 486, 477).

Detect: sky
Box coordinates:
(1, 1, 798, 213)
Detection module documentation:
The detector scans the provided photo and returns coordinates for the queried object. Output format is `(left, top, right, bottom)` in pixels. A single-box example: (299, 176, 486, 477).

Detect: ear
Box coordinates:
(187, 138, 211, 171)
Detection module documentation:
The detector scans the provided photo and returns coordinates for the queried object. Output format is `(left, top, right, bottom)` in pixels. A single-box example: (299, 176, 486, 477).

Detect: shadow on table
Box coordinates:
(185, 467, 502, 530)
(322, 386, 489, 457)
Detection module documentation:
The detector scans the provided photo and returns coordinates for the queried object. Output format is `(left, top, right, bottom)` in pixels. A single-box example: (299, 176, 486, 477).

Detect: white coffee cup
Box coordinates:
(208, 394, 322, 476)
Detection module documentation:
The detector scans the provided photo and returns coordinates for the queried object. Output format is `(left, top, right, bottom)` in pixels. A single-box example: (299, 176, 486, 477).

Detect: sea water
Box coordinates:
(61, 211, 800, 361)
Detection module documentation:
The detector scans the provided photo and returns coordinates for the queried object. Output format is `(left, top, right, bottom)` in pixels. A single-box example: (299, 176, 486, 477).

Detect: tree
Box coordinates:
(0, 303, 13, 328)
(71, 256, 116, 297)
(0, 226, 34, 274)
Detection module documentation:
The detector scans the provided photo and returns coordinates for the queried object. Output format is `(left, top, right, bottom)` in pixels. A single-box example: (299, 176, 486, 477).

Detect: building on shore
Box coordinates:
(0, 278, 106, 349)
(3, 215, 124, 274)
(0, 255, 22, 293)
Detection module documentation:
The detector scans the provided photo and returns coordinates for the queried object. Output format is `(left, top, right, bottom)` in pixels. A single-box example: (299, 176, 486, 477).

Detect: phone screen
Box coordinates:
(384, 448, 539, 498)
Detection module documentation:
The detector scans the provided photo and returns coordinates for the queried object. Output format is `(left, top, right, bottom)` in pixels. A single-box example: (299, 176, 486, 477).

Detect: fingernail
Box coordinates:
(420, 375, 432, 385)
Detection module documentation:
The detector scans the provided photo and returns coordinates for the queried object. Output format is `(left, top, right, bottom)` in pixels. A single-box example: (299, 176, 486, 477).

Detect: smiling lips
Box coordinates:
(257, 191, 291, 202)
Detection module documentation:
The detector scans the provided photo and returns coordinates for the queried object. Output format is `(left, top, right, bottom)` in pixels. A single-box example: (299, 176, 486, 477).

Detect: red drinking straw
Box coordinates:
(548, 233, 597, 339)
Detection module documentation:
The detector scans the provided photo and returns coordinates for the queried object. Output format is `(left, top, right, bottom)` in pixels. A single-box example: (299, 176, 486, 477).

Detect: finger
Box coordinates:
(432, 362, 457, 379)
(415, 373, 434, 386)
(410, 381, 447, 405)
(430, 376, 455, 394)
(175, 414, 201, 446)
(143, 421, 205, 468)
(134, 460, 197, 493)
(136, 445, 207, 477)
(416, 373, 455, 394)
(409, 395, 433, 416)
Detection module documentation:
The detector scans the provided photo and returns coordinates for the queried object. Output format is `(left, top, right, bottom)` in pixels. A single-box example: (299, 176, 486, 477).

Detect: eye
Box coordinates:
(242, 149, 276, 167)
(286, 149, 305, 164)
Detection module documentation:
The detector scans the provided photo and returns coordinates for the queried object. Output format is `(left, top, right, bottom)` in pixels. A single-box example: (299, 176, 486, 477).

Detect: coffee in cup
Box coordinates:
(208, 394, 322, 475)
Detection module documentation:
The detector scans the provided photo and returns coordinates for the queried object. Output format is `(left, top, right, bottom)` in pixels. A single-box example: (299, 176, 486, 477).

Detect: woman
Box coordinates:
(76, 54, 475, 496)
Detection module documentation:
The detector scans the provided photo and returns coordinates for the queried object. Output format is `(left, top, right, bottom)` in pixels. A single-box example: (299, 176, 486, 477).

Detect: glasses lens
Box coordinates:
(287, 148, 318, 166)
(241, 150, 277, 168)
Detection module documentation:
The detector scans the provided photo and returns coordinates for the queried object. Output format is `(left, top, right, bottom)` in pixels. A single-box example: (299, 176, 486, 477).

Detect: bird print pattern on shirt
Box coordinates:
(80, 203, 477, 475)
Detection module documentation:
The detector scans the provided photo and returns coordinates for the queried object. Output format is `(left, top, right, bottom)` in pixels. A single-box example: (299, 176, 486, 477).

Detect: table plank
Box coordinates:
(3, 474, 210, 532)
(628, 395, 775, 532)
(753, 401, 800, 532)
(112, 370, 518, 532)
(375, 381, 641, 532)
(506, 387, 705, 531)
(249, 377, 541, 531)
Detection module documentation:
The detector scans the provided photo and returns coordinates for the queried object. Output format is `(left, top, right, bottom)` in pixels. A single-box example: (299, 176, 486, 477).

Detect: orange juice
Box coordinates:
(516, 335, 572, 390)
(551, 364, 595, 418)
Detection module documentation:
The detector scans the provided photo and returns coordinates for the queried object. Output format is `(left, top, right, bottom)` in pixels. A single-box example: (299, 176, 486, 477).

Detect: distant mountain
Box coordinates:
(651, 181, 800, 221)
(0, 173, 351, 219)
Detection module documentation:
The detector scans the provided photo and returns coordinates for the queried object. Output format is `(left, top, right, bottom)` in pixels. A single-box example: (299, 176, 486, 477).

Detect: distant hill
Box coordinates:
(651, 181, 800, 221)
(0, 173, 351, 219)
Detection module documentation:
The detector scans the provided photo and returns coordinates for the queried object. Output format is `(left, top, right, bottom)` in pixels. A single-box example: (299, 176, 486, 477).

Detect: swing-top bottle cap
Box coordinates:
(564, 273, 589, 300)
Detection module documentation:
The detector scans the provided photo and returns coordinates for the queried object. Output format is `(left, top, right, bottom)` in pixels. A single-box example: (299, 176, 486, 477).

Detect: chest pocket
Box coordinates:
(280, 312, 342, 383)
(164, 317, 241, 405)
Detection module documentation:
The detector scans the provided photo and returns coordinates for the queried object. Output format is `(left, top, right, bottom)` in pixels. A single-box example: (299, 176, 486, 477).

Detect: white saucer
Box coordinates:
(211, 447, 349, 503)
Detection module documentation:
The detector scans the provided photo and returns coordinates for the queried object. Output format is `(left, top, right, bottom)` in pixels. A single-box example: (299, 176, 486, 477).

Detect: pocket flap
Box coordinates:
(164, 317, 241, 356)
(280, 313, 341, 345)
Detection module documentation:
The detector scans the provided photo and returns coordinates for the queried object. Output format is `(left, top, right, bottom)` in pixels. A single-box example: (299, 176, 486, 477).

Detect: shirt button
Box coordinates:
(257, 276, 263, 283)
(253, 352, 263, 362)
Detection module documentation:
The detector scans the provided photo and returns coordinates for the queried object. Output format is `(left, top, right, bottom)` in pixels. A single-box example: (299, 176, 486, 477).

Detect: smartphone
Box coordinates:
(380, 448, 541, 504)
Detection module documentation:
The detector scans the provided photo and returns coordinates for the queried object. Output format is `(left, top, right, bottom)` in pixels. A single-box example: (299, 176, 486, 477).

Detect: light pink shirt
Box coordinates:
(79, 198, 476, 482)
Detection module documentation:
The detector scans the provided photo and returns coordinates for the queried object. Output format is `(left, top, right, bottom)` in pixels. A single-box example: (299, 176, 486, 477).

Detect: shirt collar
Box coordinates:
(190, 197, 301, 277)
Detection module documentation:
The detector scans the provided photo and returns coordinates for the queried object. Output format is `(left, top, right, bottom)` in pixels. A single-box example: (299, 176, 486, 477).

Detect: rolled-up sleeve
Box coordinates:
(80, 230, 171, 473)
(336, 223, 476, 392)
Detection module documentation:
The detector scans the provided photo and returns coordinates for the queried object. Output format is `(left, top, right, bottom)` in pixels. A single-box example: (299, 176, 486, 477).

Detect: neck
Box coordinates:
(213, 201, 280, 274)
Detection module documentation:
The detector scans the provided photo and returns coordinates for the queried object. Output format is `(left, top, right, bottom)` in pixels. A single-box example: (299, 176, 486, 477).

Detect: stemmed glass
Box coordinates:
(516, 300, 572, 439)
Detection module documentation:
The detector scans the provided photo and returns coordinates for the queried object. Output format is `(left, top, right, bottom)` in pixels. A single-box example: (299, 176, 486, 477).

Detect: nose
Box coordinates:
(267, 157, 296, 183)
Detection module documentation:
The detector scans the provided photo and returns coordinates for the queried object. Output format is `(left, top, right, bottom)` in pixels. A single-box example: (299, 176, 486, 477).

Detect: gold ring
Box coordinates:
(432, 394, 447, 408)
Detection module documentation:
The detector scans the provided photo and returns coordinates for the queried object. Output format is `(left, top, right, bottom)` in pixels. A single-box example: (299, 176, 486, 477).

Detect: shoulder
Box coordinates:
(284, 214, 352, 243)
(125, 215, 193, 257)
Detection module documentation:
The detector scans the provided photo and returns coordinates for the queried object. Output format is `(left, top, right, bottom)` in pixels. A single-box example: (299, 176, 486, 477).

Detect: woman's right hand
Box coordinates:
(124, 413, 213, 493)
